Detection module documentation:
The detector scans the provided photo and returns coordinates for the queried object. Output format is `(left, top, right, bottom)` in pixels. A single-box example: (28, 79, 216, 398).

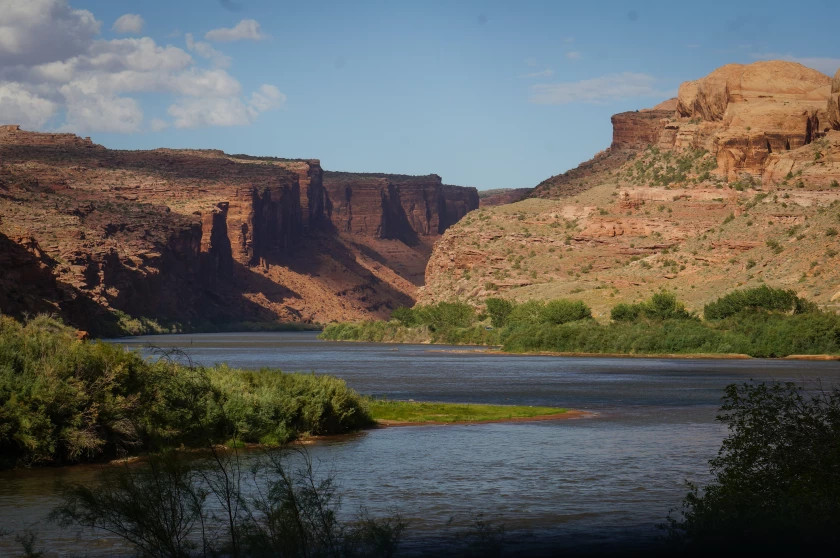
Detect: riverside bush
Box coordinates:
(0, 314, 371, 468)
(703, 285, 803, 320)
(321, 289, 840, 358)
(669, 382, 840, 552)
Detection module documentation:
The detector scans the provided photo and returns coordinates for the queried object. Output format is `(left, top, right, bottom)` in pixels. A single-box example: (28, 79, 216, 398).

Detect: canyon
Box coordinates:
(420, 62, 840, 317)
(0, 125, 477, 334)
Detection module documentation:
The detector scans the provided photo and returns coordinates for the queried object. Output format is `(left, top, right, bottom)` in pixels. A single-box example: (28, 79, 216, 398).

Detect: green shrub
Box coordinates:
(0, 314, 371, 468)
(485, 298, 514, 328)
(668, 382, 840, 552)
(539, 299, 592, 324)
(610, 303, 640, 322)
(507, 300, 546, 325)
(390, 306, 418, 326)
(415, 301, 476, 331)
(703, 285, 801, 320)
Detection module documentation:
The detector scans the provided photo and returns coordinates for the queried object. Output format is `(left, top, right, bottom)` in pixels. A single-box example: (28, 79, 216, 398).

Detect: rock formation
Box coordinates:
(420, 60, 840, 316)
(0, 127, 478, 333)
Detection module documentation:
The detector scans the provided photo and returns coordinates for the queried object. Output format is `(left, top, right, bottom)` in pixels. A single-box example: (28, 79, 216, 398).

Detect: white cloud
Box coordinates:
(185, 33, 231, 68)
(112, 14, 144, 35)
(168, 84, 284, 128)
(530, 72, 674, 105)
(0, 81, 58, 128)
(0, 0, 100, 65)
(0, 1, 285, 133)
(565, 51, 581, 60)
(59, 83, 143, 133)
(149, 118, 169, 131)
(750, 53, 840, 76)
(205, 19, 266, 42)
(249, 84, 285, 111)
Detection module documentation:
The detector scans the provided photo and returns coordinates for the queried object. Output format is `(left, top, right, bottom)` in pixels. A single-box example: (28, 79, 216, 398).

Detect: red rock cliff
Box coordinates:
(0, 128, 478, 332)
(322, 172, 478, 244)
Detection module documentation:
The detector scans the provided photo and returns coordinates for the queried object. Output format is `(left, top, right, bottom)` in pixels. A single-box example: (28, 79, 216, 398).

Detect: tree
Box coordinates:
(539, 299, 591, 325)
(703, 285, 802, 320)
(668, 381, 840, 552)
(484, 298, 513, 328)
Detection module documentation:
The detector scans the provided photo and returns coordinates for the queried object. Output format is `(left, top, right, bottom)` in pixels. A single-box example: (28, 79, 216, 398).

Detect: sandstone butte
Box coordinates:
(419, 61, 840, 318)
(0, 128, 478, 335)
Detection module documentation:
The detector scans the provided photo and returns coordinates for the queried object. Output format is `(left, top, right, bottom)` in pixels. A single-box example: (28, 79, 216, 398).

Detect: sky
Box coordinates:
(1, 0, 839, 190)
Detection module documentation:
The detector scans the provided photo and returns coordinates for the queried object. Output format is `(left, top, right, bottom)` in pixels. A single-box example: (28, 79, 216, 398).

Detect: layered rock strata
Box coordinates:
(0, 127, 477, 332)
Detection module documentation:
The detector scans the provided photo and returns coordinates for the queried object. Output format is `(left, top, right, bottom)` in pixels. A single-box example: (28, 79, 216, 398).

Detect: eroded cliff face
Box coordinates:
(422, 60, 840, 315)
(323, 173, 478, 241)
(321, 172, 479, 286)
(533, 61, 837, 201)
(0, 127, 477, 332)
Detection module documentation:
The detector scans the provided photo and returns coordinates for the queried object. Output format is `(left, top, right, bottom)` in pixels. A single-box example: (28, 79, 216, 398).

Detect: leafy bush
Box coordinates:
(609, 292, 693, 322)
(415, 302, 476, 331)
(610, 303, 640, 322)
(390, 307, 418, 326)
(507, 300, 546, 325)
(539, 299, 592, 324)
(703, 285, 801, 320)
(0, 314, 372, 467)
(669, 382, 840, 552)
(484, 298, 513, 328)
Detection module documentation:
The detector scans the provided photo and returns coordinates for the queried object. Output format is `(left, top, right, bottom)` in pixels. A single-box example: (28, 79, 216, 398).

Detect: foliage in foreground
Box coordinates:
(52, 448, 405, 558)
(668, 381, 840, 552)
(0, 314, 372, 468)
(321, 287, 840, 357)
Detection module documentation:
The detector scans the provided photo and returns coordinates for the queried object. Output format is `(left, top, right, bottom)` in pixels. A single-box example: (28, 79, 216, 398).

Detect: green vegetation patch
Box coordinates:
(0, 314, 372, 468)
(323, 287, 840, 358)
(367, 399, 567, 423)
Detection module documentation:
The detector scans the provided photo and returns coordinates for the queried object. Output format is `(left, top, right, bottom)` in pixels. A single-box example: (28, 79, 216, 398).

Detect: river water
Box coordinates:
(2, 332, 839, 555)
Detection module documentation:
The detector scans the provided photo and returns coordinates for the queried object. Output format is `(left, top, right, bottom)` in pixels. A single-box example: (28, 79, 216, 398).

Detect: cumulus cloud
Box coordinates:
(0, 0, 99, 65)
(530, 72, 674, 105)
(0, 82, 58, 128)
(249, 84, 286, 112)
(751, 53, 840, 76)
(59, 84, 143, 133)
(149, 118, 169, 132)
(185, 33, 231, 68)
(0, 1, 284, 133)
(205, 19, 266, 42)
(169, 84, 285, 128)
(112, 13, 144, 34)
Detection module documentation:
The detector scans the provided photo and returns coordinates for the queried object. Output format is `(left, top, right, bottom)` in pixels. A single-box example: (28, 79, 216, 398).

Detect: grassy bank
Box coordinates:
(367, 399, 569, 424)
(321, 287, 840, 358)
(0, 314, 371, 468)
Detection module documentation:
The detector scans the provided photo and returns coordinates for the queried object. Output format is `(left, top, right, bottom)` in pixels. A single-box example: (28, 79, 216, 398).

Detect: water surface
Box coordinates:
(2, 332, 838, 555)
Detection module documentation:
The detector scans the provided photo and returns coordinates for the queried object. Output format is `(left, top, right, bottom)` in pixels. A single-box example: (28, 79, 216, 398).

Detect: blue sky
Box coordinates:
(1, 1, 838, 189)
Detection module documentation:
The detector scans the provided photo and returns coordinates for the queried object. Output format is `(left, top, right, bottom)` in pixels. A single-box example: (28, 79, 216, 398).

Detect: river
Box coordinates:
(1, 332, 838, 556)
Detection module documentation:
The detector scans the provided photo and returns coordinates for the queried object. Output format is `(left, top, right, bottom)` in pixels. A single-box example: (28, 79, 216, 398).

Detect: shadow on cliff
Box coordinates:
(0, 231, 118, 335)
(268, 224, 415, 316)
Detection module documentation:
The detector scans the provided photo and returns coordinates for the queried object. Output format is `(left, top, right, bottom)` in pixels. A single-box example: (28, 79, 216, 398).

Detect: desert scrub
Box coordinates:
(0, 314, 372, 468)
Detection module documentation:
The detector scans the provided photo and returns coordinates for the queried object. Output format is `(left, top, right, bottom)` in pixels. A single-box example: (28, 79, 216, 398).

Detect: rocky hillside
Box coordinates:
(0, 126, 477, 334)
(420, 61, 840, 317)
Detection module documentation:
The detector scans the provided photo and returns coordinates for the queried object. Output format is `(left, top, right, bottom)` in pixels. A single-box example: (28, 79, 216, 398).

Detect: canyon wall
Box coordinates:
(0, 128, 477, 333)
(422, 60, 840, 315)
(322, 172, 478, 243)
